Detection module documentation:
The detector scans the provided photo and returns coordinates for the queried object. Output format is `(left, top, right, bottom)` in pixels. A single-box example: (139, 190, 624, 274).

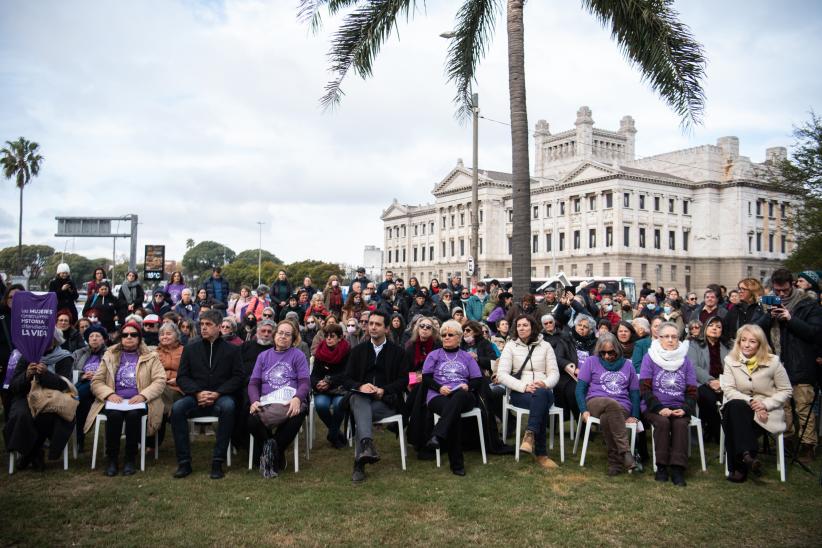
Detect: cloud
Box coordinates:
(0, 0, 819, 268)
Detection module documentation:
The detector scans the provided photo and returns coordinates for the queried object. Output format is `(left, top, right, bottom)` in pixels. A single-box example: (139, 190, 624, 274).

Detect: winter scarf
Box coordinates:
(41, 346, 73, 373)
(314, 338, 350, 365)
(120, 280, 141, 304)
(648, 339, 690, 372)
(412, 337, 435, 370)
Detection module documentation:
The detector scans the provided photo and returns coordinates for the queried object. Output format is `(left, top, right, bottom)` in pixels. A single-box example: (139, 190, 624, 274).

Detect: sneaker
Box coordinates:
(655, 465, 669, 482)
(535, 455, 558, 470)
(260, 439, 279, 479)
(520, 430, 535, 454)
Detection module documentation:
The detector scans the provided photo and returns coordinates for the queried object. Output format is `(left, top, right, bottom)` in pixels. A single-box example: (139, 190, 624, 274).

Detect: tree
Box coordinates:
(185, 238, 195, 250)
(286, 259, 345, 286)
(222, 260, 283, 292)
(233, 249, 282, 266)
(1, 137, 44, 273)
(301, 0, 705, 297)
(37, 253, 95, 290)
(0, 244, 54, 280)
(771, 111, 822, 271)
(181, 241, 236, 275)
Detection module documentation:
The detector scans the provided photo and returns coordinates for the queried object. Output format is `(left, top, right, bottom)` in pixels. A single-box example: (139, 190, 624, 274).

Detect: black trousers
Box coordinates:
(248, 411, 306, 464)
(104, 408, 147, 460)
(428, 391, 476, 470)
(697, 383, 723, 441)
(722, 399, 763, 474)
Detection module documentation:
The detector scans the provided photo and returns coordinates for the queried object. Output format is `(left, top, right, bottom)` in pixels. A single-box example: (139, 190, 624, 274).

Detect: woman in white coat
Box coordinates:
(497, 314, 560, 470)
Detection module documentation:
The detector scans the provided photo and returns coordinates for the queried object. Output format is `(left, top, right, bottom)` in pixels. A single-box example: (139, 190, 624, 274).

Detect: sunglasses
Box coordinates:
(262, 313, 273, 318)
(442, 333, 459, 337)
(598, 349, 617, 357)
(122, 332, 140, 339)
(418, 324, 433, 330)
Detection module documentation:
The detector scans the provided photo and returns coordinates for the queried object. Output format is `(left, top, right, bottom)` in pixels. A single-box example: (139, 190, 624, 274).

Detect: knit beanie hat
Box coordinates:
(57, 263, 70, 275)
(84, 324, 109, 343)
(798, 270, 820, 289)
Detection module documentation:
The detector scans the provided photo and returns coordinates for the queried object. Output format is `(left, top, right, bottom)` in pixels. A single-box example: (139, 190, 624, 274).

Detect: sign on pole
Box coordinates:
(466, 256, 475, 276)
(144, 245, 165, 281)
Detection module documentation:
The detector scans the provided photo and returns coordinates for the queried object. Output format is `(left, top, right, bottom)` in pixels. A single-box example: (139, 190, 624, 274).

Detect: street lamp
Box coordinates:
(256, 221, 264, 287)
(441, 31, 480, 288)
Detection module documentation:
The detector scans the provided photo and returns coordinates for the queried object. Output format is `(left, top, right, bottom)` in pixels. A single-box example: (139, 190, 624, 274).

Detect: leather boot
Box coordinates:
(520, 431, 535, 454)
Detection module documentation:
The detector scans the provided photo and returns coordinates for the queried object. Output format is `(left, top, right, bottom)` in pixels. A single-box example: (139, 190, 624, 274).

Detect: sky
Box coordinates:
(0, 0, 820, 269)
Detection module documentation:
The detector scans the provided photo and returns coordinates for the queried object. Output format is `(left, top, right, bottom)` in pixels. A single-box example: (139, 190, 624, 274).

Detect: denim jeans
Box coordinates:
(314, 393, 345, 437)
(171, 394, 236, 464)
(510, 387, 554, 456)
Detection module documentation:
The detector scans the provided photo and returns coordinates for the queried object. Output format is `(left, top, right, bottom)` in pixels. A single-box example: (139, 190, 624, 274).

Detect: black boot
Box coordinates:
(654, 464, 668, 482)
(670, 465, 687, 487)
(210, 460, 225, 480)
(105, 457, 119, 477)
(357, 438, 380, 464)
(173, 461, 192, 479)
(122, 459, 136, 476)
(351, 461, 366, 483)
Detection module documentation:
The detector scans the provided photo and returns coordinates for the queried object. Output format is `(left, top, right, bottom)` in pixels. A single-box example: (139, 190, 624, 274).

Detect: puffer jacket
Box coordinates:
(84, 343, 166, 435)
(721, 353, 792, 434)
(496, 337, 559, 394)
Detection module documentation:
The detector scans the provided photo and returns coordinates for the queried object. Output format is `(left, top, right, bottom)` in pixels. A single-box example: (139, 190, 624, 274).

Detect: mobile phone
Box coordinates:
(761, 295, 781, 306)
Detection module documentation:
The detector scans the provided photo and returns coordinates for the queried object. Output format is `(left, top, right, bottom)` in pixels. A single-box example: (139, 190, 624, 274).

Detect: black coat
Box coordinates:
(433, 300, 454, 323)
(48, 277, 79, 320)
(722, 301, 768, 341)
(177, 337, 244, 396)
(116, 283, 145, 319)
(341, 339, 409, 412)
(760, 295, 822, 385)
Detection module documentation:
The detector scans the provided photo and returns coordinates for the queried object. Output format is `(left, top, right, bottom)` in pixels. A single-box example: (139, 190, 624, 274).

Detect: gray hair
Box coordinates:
(541, 314, 555, 324)
(53, 327, 65, 346)
(573, 314, 595, 329)
(593, 332, 623, 360)
(440, 320, 463, 338)
(159, 322, 181, 340)
(645, 294, 657, 304)
(658, 321, 681, 337)
(632, 317, 650, 333)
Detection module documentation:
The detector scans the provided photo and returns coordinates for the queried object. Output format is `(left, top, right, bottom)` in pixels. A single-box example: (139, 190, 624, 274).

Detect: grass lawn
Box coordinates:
(1, 420, 820, 547)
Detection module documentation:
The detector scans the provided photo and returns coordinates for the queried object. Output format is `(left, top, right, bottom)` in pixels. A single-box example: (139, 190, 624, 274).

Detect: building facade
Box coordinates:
(381, 106, 795, 292)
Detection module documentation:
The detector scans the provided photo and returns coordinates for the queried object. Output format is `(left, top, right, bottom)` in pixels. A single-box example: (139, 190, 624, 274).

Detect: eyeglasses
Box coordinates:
(275, 331, 292, 337)
(737, 286, 749, 292)
(461, 293, 469, 296)
(122, 332, 140, 339)
(325, 333, 338, 339)
(442, 333, 459, 337)
(659, 334, 679, 340)
(418, 324, 433, 330)
(359, 319, 368, 324)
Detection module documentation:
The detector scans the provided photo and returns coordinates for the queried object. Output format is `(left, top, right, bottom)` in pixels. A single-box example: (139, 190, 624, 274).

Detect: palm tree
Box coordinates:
(186, 238, 195, 250)
(300, 0, 705, 297)
(1, 137, 44, 274)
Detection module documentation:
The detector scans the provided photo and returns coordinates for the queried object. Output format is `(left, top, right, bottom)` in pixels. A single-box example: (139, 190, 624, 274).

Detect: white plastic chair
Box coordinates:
(433, 407, 487, 468)
(719, 427, 786, 482)
(651, 415, 707, 472)
(91, 413, 157, 471)
(501, 388, 565, 462)
(346, 414, 408, 471)
(188, 416, 231, 466)
(8, 443, 69, 475)
(574, 415, 638, 467)
(248, 427, 305, 473)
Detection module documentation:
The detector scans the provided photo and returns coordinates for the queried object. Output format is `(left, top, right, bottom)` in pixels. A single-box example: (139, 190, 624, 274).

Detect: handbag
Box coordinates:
(27, 376, 79, 422)
(258, 403, 291, 428)
(511, 345, 537, 380)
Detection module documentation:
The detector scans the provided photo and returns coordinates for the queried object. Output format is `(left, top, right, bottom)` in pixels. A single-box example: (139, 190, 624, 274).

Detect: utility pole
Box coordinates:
(257, 221, 264, 287)
(470, 92, 480, 288)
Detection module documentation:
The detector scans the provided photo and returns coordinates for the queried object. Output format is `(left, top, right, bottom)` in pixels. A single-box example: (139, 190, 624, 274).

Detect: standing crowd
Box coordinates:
(1, 263, 820, 485)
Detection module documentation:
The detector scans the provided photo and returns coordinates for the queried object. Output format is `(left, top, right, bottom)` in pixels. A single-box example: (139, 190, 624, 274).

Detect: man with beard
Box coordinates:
(233, 319, 276, 449)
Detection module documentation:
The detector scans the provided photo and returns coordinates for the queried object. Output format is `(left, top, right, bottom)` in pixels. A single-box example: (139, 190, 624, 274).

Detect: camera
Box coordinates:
(760, 295, 781, 306)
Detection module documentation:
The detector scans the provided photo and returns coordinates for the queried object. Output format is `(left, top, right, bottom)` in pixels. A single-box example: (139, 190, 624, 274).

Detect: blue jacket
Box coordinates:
(465, 294, 488, 322)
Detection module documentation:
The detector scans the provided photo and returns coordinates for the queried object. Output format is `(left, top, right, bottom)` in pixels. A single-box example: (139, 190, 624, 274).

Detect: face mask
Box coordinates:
(463, 335, 475, 345)
(363, 295, 371, 302)
(604, 304, 612, 312)
(306, 322, 316, 328)
(647, 303, 656, 311)
(663, 306, 672, 314)
(347, 325, 356, 334)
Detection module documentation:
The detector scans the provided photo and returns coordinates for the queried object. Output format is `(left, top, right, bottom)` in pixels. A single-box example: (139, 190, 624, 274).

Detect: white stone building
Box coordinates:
(362, 245, 383, 282)
(381, 106, 796, 292)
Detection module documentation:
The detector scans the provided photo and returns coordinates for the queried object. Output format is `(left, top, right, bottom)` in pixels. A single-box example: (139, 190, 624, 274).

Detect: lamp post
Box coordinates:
(256, 221, 264, 287)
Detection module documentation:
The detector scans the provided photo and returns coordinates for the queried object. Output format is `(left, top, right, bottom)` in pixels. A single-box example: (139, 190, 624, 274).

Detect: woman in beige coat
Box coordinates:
(720, 324, 792, 482)
(84, 321, 165, 476)
(497, 314, 560, 470)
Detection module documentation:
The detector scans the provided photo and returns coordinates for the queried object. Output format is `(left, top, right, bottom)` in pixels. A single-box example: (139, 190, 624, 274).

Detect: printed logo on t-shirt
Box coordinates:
(116, 355, 138, 389)
(599, 370, 628, 395)
(439, 358, 468, 385)
(576, 350, 590, 364)
(655, 369, 684, 398)
(264, 361, 294, 391)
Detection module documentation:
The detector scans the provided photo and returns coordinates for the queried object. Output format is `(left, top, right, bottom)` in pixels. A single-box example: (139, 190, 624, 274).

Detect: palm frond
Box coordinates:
(320, 0, 417, 110)
(445, 0, 500, 121)
(581, 0, 706, 128)
(298, 0, 361, 33)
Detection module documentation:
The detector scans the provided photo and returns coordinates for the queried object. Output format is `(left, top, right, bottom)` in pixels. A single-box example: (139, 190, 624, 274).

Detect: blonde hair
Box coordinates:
(731, 324, 773, 363)
(277, 319, 302, 347)
(737, 277, 764, 300)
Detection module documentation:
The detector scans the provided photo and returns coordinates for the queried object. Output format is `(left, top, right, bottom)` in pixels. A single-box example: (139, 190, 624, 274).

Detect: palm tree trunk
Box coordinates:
(507, 0, 530, 299)
(17, 184, 23, 275)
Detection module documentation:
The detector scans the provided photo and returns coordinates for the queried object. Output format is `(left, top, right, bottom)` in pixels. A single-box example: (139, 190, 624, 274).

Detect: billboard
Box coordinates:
(144, 245, 165, 281)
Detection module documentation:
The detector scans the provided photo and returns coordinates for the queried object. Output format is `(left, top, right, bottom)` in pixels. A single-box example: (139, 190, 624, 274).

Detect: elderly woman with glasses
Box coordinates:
(85, 322, 165, 476)
(575, 332, 640, 476)
(640, 322, 697, 486)
(311, 323, 350, 448)
(497, 314, 560, 470)
(421, 320, 484, 476)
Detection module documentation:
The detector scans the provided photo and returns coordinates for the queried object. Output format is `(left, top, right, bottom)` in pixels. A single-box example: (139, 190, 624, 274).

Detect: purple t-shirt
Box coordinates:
(640, 354, 697, 409)
(248, 347, 310, 404)
(166, 283, 185, 305)
(578, 355, 638, 414)
(115, 351, 139, 399)
(421, 348, 482, 403)
(3, 349, 21, 388)
(83, 353, 102, 375)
